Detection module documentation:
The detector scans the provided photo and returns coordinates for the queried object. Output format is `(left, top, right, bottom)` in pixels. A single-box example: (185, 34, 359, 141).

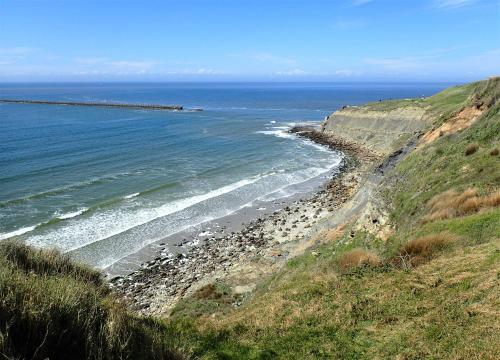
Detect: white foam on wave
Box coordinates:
(124, 193, 140, 199)
(255, 130, 295, 139)
(57, 208, 88, 220)
(77, 152, 343, 269)
(0, 225, 38, 240)
(26, 177, 264, 253)
(257, 157, 343, 202)
(0, 207, 88, 241)
(256, 124, 332, 154)
(198, 231, 213, 237)
(300, 139, 331, 153)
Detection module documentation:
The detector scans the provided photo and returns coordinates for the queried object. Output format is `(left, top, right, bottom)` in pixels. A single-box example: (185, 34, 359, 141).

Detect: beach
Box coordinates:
(110, 129, 377, 314)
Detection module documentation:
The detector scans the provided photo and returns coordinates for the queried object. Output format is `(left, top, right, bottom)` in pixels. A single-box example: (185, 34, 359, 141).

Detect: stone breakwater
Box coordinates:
(0, 99, 186, 111)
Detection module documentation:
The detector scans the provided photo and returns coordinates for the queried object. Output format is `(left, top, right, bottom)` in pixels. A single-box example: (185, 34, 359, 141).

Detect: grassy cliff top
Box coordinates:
(1, 78, 498, 360)
(358, 77, 499, 120)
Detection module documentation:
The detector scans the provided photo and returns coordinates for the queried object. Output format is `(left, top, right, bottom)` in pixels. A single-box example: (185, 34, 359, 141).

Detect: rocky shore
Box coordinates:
(289, 126, 381, 161)
(111, 129, 375, 315)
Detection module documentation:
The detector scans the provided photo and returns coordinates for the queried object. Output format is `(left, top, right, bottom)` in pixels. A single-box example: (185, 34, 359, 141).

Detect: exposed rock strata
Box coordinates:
(321, 105, 428, 155)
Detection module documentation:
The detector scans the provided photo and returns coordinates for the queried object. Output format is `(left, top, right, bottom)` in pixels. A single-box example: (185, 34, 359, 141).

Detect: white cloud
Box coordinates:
(0, 47, 37, 65)
(364, 57, 425, 71)
(75, 57, 108, 65)
(433, 0, 477, 8)
(195, 68, 219, 75)
(0, 47, 36, 55)
(275, 68, 307, 76)
(363, 47, 499, 79)
(229, 52, 296, 65)
(108, 60, 158, 70)
(334, 69, 355, 76)
(73, 58, 159, 74)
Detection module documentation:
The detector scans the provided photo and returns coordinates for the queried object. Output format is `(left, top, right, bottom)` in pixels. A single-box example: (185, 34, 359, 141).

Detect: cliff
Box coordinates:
(1, 78, 498, 360)
(321, 77, 499, 156)
(321, 105, 427, 156)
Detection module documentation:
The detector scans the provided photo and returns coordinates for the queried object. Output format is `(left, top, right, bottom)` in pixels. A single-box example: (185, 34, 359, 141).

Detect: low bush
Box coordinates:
(490, 148, 499, 156)
(423, 188, 500, 223)
(338, 248, 381, 272)
(464, 143, 479, 155)
(397, 233, 456, 267)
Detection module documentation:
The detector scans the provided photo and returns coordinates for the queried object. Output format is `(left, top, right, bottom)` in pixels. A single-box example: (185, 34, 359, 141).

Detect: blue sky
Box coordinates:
(0, 0, 499, 82)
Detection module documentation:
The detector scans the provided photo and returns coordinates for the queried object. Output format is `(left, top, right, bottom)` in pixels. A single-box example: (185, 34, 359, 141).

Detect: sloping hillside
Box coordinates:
(168, 77, 500, 359)
(0, 78, 498, 360)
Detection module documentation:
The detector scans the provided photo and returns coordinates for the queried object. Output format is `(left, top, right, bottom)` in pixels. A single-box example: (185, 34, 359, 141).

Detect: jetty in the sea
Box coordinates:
(0, 99, 186, 111)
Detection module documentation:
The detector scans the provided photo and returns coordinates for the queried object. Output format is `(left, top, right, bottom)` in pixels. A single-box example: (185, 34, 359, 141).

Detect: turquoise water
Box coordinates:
(0, 82, 451, 268)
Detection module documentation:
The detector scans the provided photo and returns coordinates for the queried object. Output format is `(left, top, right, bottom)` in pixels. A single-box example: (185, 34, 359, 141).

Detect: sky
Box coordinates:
(0, 0, 499, 82)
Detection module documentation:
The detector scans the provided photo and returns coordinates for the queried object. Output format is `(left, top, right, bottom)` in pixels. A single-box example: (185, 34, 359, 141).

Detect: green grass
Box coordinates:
(0, 241, 182, 360)
(1, 78, 499, 359)
(385, 101, 499, 232)
(167, 78, 500, 359)
(170, 283, 239, 320)
(170, 236, 499, 359)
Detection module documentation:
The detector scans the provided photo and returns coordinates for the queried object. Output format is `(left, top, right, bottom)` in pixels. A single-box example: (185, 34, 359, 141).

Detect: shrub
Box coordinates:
(464, 143, 479, 156)
(423, 188, 500, 223)
(490, 148, 499, 156)
(339, 249, 381, 272)
(483, 191, 500, 207)
(397, 233, 456, 267)
(194, 283, 232, 303)
(458, 197, 482, 215)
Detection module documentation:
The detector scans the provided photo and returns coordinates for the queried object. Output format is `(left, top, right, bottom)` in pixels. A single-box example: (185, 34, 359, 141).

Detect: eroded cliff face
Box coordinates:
(321, 105, 428, 156)
(321, 77, 499, 157)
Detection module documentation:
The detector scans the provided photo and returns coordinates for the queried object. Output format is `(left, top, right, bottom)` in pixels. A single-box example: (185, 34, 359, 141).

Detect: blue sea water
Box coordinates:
(0, 82, 452, 268)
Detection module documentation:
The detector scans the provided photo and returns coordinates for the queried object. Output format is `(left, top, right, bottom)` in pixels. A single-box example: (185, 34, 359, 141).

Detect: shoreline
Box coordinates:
(111, 130, 376, 315)
(103, 166, 338, 276)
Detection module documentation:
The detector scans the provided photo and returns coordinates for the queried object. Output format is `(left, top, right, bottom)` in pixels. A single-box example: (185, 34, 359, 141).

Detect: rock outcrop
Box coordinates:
(321, 105, 428, 156)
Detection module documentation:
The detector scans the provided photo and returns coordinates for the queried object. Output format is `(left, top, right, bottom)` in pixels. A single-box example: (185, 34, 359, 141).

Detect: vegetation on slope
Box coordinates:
(0, 241, 182, 360)
(0, 78, 498, 359)
(168, 78, 500, 359)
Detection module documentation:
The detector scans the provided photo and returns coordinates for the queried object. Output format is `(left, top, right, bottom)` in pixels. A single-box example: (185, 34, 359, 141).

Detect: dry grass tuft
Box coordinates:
(195, 284, 222, 300)
(396, 233, 457, 267)
(422, 208, 455, 223)
(339, 248, 381, 272)
(193, 283, 234, 304)
(423, 188, 500, 223)
(483, 191, 500, 207)
(490, 148, 499, 156)
(401, 233, 456, 258)
(464, 143, 479, 156)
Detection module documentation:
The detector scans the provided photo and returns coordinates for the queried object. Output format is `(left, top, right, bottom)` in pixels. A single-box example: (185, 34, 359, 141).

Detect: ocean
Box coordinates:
(0, 82, 451, 270)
